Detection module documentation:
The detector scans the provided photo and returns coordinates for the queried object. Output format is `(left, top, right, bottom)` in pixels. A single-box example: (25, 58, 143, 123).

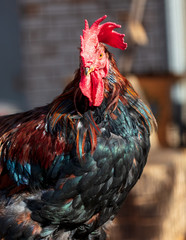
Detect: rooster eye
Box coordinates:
(99, 53, 103, 59)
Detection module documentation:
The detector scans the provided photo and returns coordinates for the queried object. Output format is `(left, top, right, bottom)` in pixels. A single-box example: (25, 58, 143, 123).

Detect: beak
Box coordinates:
(85, 67, 94, 76)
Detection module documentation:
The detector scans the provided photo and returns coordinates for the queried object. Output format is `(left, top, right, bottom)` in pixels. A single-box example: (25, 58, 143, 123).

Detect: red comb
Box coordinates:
(80, 15, 127, 51)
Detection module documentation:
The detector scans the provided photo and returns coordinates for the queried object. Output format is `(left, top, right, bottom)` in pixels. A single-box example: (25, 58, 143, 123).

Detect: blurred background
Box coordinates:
(0, 0, 186, 239)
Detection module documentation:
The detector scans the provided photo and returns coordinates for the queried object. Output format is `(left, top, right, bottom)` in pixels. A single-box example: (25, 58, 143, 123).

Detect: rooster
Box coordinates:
(0, 15, 156, 240)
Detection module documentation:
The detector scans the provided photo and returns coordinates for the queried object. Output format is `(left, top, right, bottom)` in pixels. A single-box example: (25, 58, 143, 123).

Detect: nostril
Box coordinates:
(85, 61, 93, 68)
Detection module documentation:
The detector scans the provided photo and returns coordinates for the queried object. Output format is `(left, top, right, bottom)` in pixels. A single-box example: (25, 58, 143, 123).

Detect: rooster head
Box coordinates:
(79, 15, 127, 106)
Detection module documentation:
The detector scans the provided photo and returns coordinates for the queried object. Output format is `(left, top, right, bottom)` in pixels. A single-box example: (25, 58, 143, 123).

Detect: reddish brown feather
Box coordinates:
(0, 113, 68, 173)
(0, 174, 16, 190)
(65, 198, 73, 204)
(67, 174, 76, 179)
(89, 124, 97, 155)
(8, 185, 27, 196)
(110, 112, 118, 120)
(81, 130, 87, 160)
(86, 213, 99, 224)
(76, 121, 80, 159)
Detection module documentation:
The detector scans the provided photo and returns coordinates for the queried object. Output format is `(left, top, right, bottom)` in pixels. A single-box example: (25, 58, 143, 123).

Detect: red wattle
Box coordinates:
(91, 70, 104, 106)
(79, 69, 104, 106)
(79, 69, 92, 103)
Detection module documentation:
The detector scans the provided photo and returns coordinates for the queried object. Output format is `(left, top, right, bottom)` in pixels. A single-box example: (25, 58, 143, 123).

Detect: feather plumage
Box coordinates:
(0, 16, 156, 240)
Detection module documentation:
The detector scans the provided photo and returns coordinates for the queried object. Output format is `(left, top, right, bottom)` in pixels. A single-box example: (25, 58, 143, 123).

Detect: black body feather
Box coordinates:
(0, 53, 155, 239)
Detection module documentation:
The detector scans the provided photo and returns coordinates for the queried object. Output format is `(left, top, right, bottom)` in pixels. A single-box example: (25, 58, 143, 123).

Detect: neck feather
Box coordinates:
(47, 53, 156, 132)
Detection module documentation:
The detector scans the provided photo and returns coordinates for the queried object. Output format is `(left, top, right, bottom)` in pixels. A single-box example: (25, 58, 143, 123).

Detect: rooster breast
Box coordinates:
(71, 101, 150, 236)
(0, 97, 150, 240)
(37, 99, 151, 239)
